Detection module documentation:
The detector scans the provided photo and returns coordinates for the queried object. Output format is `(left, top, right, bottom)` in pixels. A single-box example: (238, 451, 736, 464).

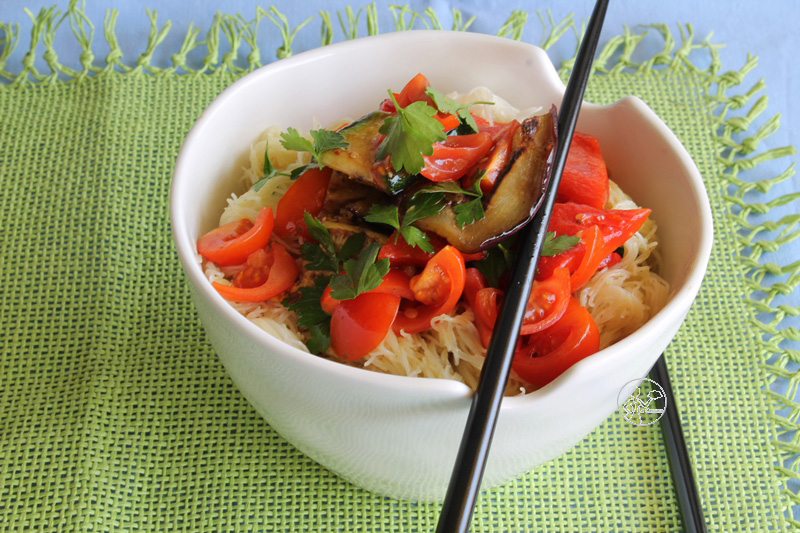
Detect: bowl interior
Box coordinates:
(171, 30, 712, 395)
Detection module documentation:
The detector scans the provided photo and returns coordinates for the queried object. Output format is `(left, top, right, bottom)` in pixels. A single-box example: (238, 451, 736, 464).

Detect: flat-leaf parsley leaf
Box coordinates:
(376, 92, 446, 175)
(280, 127, 348, 178)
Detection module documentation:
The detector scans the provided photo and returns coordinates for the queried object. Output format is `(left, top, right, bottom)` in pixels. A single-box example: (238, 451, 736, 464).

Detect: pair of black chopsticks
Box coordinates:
(434, 1, 706, 532)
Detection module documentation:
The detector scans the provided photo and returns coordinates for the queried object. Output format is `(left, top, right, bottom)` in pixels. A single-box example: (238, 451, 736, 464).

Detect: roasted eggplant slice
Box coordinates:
(323, 170, 391, 221)
(319, 111, 416, 195)
(414, 108, 557, 254)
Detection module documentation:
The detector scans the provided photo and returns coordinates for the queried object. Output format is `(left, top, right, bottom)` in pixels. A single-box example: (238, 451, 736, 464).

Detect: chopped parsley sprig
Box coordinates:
(280, 127, 348, 179)
(252, 128, 348, 190)
(328, 242, 389, 300)
(365, 192, 446, 253)
(365, 178, 490, 251)
(376, 92, 446, 175)
(252, 140, 282, 192)
(283, 213, 390, 354)
(283, 278, 332, 354)
(415, 178, 486, 228)
(424, 86, 494, 133)
(542, 233, 580, 257)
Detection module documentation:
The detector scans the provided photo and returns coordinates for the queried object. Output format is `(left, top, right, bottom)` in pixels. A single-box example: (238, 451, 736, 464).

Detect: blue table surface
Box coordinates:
(3, 0, 800, 524)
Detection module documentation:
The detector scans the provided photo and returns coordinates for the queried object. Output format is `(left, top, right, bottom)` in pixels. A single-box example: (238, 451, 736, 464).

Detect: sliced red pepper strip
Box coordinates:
(435, 113, 461, 131)
(212, 242, 299, 302)
(556, 132, 609, 209)
(567, 225, 604, 291)
(197, 207, 274, 266)
(274, 166, 332, 238)
(536, 202, 651, 281)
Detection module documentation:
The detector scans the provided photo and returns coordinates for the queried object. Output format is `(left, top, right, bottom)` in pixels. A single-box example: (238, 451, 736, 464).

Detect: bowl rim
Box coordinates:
(170, 29, 714, 404)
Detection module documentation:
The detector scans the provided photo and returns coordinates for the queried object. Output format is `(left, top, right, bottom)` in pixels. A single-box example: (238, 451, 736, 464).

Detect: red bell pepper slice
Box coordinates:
(274, 166, 332, 238)
(197, 207, 274, 266)
(557, 132, 609, 209)
(392, 245, 466, 334)
(536, 202, 651, 281)
(566, 225, 605, 291)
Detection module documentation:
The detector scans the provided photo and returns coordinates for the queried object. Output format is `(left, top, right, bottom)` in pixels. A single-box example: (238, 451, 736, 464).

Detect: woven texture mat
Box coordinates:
(1, 7, 799, 532)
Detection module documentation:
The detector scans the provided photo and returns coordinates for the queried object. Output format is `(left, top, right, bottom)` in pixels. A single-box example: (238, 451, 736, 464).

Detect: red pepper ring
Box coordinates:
(197, 206, 274, 266)
(212, 242, 299, 302)
(393, 245, 466, 335)
(512, 297, 600, 389)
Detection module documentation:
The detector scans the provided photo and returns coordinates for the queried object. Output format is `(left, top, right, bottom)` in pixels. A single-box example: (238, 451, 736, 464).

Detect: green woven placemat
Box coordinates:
(2, 6, 799, 532)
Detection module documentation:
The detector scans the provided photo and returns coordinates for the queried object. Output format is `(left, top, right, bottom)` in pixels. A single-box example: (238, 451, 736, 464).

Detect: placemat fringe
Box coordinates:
(0, 3, 579, 83)
(710, 48, 800, 529)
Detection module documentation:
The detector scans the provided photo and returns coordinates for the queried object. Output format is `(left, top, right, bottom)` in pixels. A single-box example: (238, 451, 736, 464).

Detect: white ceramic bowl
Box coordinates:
(170, 30, 713, 502)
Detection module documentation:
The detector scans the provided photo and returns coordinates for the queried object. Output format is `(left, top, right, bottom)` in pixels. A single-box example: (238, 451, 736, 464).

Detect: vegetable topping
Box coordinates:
(196, 73, 658, 390)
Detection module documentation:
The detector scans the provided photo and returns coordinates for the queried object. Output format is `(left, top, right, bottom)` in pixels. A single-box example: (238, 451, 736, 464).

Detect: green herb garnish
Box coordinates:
(364, 191, 447, 253)
(282, 277, 331, 354)
(424, 86, 493, 133)
(286, 214, 391, 355)
(328, 242, 390, 300)
(473, 242, 513, 287)
(252, 140, 282, 191)
(541, 232, 580, 257)
(280, 127, 348, 178)
(413, 178, 486, 228)
(376, 92, 446, 175)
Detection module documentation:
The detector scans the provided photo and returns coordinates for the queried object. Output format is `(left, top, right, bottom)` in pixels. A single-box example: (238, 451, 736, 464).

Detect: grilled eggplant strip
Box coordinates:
(414, 108, 557, 253)
(319, 111, 417, 195)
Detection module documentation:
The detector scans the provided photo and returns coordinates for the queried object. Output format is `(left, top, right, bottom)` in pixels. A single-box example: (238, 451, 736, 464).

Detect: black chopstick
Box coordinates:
(434, 1, 609, 532)
(649, 355, 708, 533)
